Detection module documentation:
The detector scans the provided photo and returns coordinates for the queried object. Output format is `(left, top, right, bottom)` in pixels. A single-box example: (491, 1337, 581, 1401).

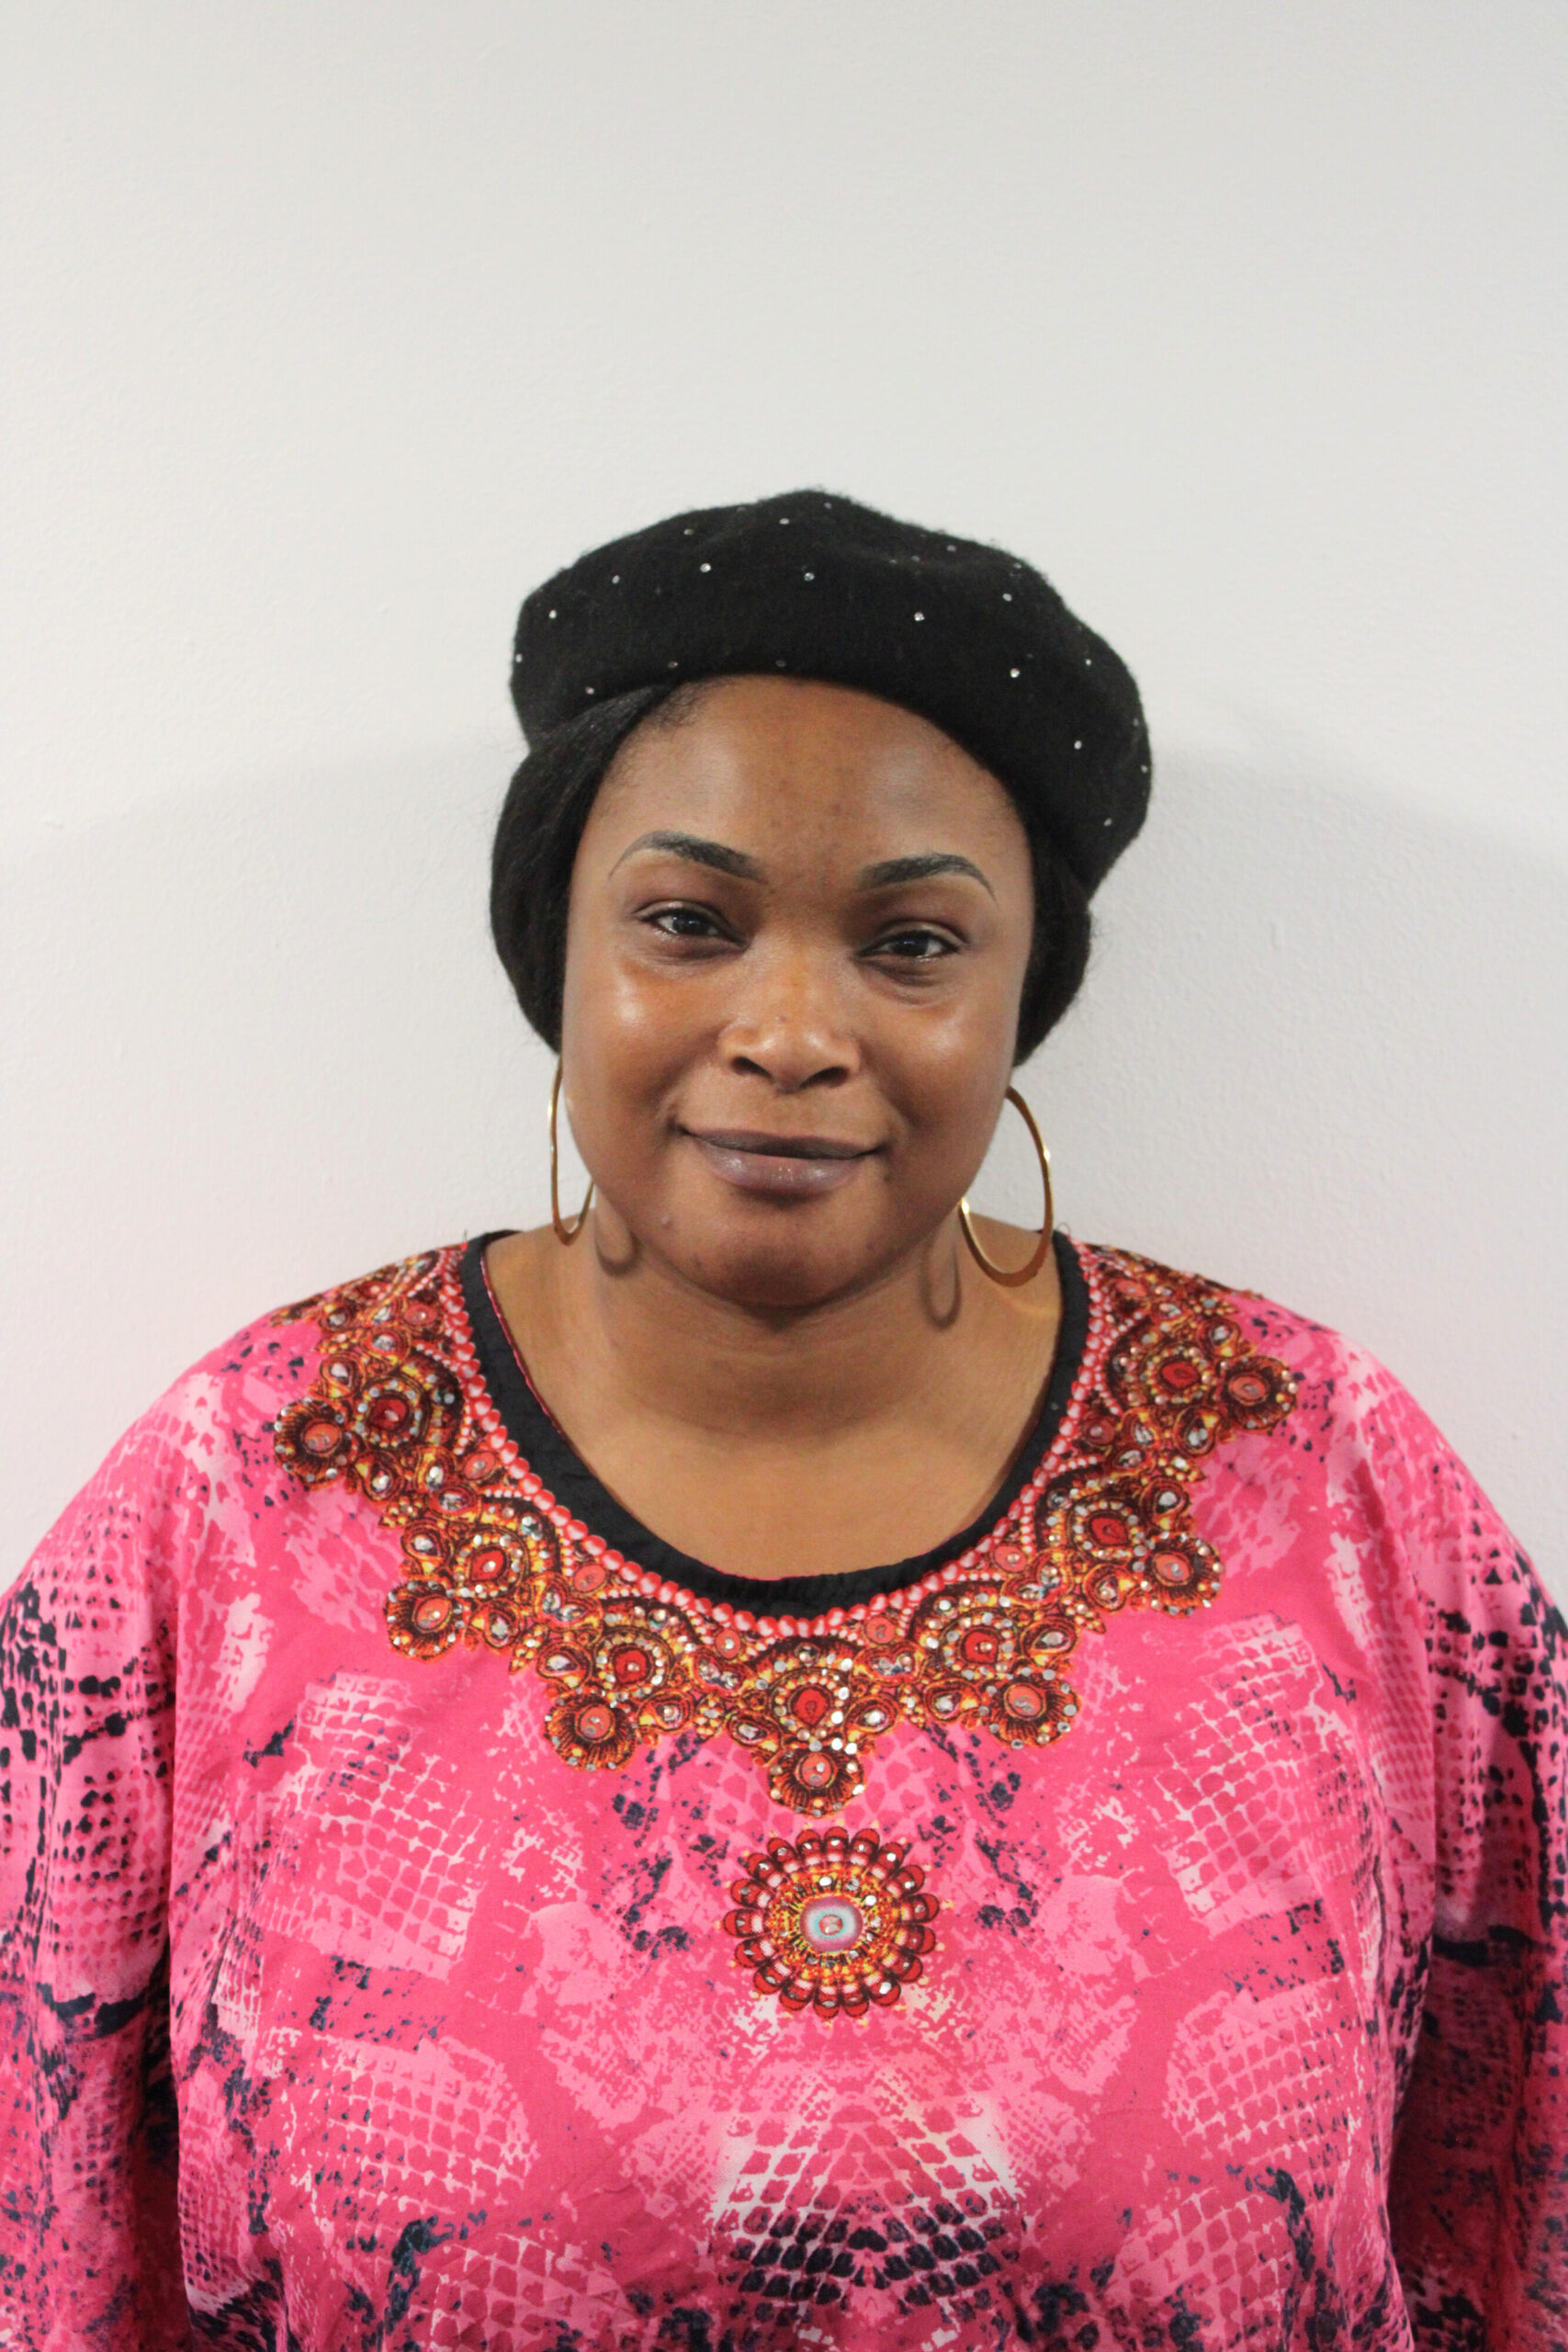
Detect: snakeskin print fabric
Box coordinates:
(1, 1242, 1563, 2348)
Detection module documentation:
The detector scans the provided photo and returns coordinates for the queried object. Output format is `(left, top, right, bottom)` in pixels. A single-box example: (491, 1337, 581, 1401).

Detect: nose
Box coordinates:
(718, 938, 860, 1093)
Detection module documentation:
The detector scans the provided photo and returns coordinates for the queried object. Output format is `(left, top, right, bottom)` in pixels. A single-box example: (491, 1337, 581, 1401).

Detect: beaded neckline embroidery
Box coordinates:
(274, 1242, 1295, 1817)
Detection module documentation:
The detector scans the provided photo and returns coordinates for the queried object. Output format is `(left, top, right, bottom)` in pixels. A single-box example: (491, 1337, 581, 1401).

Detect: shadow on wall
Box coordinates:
(3, 739, 1563, 1594)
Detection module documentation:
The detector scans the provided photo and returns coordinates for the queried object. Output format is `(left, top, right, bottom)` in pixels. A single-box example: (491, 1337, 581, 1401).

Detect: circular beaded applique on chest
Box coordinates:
(721, 1827, 938, 2020)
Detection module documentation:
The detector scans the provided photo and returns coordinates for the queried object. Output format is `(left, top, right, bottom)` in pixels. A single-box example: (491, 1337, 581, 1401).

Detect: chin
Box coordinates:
(680, 1224, 884, 1314)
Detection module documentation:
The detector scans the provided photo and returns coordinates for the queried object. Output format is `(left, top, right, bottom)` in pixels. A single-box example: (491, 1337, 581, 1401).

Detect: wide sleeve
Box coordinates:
(0, 1418, 192, 2349)
(1377, 1385, 1568, 2346)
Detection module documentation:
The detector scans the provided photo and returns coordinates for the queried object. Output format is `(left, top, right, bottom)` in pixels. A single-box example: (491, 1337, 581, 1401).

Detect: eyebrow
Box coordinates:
(611, 831, 763, 879)
(610, 832, 996, 899)
(854, 852, 995, 899)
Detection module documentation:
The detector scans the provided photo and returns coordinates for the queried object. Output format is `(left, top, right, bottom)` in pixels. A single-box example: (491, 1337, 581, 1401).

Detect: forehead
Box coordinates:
(586, 676, 1029, 867)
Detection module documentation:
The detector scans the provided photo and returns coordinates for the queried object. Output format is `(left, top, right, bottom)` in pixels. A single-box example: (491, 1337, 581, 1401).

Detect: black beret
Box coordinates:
(511, 489, 1150, 898)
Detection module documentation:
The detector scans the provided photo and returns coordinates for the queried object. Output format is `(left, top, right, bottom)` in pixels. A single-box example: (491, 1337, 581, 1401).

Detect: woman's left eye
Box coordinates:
(645, 906, 727, 940)
(871, 927, 955, 963)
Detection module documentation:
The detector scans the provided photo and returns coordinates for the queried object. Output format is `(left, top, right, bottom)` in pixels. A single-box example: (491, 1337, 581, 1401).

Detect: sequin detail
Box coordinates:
(720, 1826, 937, 2019)
(273, 1245, 1295, 1815)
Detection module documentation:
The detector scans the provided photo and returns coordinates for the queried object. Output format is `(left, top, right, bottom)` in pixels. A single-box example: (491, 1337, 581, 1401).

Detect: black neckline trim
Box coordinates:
(458, 1230, 1089, 1616)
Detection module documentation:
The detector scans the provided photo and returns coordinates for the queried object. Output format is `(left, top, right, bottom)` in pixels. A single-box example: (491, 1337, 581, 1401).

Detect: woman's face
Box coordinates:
(559, 676, 1036, 1310)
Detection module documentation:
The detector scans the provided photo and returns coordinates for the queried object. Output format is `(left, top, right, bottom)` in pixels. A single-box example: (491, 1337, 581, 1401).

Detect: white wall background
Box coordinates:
(3, 2, 1564, 1596)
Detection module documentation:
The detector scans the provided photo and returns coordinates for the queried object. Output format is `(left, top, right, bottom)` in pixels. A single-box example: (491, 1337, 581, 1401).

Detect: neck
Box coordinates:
(488, 1208, 1060, 1453)
(589, 1221, 969, 1441)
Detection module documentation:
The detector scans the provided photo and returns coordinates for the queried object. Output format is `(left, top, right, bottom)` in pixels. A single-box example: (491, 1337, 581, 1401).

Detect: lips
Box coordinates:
(682, 1127, 878, 1198)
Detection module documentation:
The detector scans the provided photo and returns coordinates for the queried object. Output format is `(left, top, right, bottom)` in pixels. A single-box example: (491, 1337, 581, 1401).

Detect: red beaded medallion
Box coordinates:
(720, 1826, 938, 2020)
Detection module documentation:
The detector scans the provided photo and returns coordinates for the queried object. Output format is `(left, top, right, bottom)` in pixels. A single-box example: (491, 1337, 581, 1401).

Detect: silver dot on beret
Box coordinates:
(512, 492, 1149, 907)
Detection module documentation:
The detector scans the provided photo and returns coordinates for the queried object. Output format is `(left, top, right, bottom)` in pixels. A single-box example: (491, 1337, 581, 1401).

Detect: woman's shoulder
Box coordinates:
(17, 1242, 474, 1592)
(118, 1240, 468, 1442)
(1072, 1236, 1549, 1629)
(263, 1241, 473, 1346)
(1070, 1234, 1515, 1543)
(1069, 1232, 1390, 1405)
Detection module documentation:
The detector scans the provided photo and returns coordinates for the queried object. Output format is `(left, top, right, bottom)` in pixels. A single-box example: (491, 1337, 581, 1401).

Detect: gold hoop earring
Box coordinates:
(957, 1087, 1055, 1288)
(548, 1062, 595, 1245)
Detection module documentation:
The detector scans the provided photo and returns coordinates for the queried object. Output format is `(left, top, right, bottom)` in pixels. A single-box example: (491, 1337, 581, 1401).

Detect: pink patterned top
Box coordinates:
(2, 1235, 1564, 2350)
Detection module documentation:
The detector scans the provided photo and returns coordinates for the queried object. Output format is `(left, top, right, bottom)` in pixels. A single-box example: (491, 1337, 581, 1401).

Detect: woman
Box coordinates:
(3, 492, 1562, 2349)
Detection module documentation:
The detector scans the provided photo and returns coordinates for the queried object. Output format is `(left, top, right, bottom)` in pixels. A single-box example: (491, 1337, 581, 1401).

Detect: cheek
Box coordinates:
(558, 940, 705, 1176)
(565, 955, 695, 1081)
(886, 981, 1021, 1115)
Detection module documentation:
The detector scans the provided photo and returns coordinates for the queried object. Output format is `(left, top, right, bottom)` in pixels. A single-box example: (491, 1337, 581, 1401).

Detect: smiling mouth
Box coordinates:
(686, 1128, 874, 1159)
(682, 1127, 879, 1197)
